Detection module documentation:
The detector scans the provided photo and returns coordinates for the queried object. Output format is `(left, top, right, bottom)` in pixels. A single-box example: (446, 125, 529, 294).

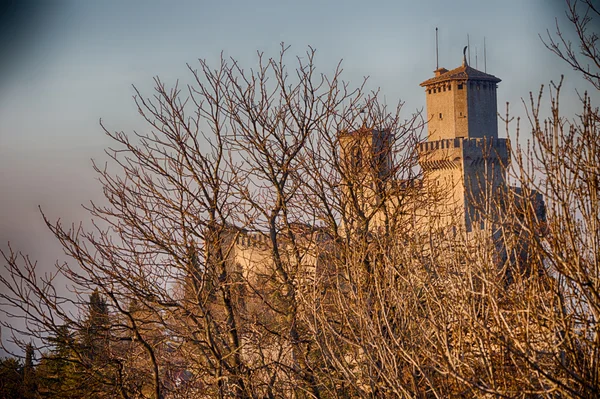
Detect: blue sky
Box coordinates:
(0, 0, 593, 351)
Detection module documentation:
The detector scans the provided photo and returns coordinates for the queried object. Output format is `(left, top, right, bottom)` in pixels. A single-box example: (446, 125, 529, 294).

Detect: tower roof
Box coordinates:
(420, 64, 501, 87)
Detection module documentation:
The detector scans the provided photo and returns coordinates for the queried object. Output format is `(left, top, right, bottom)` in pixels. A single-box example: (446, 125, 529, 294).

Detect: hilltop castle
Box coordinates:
(180, 52, 547, 397)
(337, 51, 513, 238)
(211, 51, 542, 291)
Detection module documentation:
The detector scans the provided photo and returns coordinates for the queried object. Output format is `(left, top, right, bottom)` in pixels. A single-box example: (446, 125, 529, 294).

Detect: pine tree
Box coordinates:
(37, 325, 85, 399)
(22, 343, 37, 399)
(0, 357, 23, 399)
(79, 289, 116, 398)
(82, 289, 110, 364)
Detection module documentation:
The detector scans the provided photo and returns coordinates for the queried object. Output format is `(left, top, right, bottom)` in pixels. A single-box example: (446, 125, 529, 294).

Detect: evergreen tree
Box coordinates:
(22, 343, 37, 399)
(81, 289, 110, 364)
(37, 325, 85, 399)
(78, 289, 117, 398)
(0, 357, 23, 399)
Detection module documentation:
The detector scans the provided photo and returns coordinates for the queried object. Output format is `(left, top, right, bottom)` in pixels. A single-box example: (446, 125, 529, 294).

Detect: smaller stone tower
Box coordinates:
(338, 127, 392, 229)
(338, 127, 392, 183)
(418, 50, 509, 232)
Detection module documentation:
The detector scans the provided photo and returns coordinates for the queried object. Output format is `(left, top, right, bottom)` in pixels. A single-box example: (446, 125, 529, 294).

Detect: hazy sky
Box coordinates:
(0, 0, 593, 351)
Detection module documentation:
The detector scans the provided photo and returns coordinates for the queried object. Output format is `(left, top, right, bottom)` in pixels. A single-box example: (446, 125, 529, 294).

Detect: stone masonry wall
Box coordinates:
(466, 81, 498, 139)
(426, 82, 457, 141)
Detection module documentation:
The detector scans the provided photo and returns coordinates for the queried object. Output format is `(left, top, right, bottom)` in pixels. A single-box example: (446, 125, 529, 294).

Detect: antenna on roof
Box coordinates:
(484, 37, 487, 72)
(435, 27, 439, 70)
(475, 47, 478, 69)
(467, 34, 471, 65)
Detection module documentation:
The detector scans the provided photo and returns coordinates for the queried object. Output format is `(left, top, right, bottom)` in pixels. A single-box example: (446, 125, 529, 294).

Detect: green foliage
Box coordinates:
(81, 289, 110, 364)
(0, 357, 23, 399)
(35, 292, 116, 399)
(36, 325, 85, 399)
(0, 345, 41, 399)
(22, 343, 37, 399)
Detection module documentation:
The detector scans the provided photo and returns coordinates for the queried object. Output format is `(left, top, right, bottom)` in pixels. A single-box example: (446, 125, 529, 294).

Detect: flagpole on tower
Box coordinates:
(467, 34, 471, 65)
(435, 27, 439, 70)
(484, 37, 487, 72)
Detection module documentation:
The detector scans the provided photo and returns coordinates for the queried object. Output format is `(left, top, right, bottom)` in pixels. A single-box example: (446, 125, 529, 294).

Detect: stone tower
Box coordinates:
(338, 127, 392, 229)
(418, 51, 509, 232)
(338, 127, 392, 182)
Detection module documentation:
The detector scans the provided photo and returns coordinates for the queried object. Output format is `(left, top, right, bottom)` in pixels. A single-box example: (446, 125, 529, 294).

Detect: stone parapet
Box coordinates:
(418, 137, 509, 152)
(418, 137, 510, 171)
(236, 232, 271, 249)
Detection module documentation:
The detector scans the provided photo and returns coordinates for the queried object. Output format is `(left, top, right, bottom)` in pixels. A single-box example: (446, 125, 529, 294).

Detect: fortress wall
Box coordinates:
(467, 81, 498, 139)
(454, 81, 469, 138)
(426, 82, 457, 141)
(231, 232, 319, 287)
(232, 233, 273, 281)
(417, 138, 510, 232)
(462, 139, 510, 231)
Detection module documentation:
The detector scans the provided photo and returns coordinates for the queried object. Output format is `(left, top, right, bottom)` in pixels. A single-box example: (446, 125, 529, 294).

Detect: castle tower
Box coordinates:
(418, 50, 509, 232)
(338, 127, 392, 230)
(338, 127, 392, 181)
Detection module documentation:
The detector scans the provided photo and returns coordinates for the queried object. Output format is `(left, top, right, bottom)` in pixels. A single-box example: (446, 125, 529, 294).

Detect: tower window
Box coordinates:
(448, 84, 452, 90)
(458, 83, 463, 90)
(439, 113, 443, 119)
(428, 89, 431, 94)
(351, 145, 362, 168)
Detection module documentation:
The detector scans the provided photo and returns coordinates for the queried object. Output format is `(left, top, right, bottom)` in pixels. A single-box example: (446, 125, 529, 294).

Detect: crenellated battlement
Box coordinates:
(235, 232, 271, 249)
(418, 137, 509, 152)
(418, 137, 510, 171)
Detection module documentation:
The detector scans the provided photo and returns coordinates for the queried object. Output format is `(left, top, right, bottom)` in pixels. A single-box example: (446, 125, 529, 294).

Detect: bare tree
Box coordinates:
(543, 0, 600, 90)
(406, 1, 600, 396)
(0, 45, 424, 398)
(3, 2, 598, 398)
(301, 1, 600, 397)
